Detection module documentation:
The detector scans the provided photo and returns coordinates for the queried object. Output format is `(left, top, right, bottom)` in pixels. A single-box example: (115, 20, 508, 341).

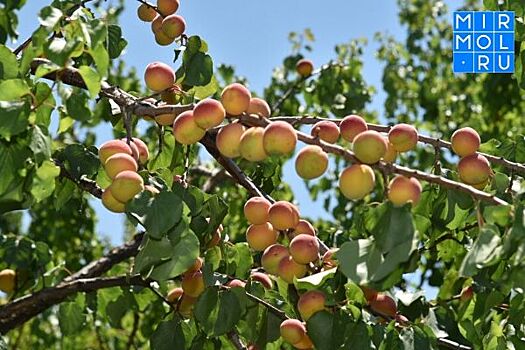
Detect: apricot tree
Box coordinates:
(0, 0, 525, 349)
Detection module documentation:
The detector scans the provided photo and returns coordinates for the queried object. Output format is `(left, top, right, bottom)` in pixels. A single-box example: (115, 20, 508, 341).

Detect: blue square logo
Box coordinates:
(453, 11, 514, 73)
(474, 11, 494, 31)
(454, 53, 473, 73)
(495, 32, 514, 52)
(454, 11, 474, 31)
(474, 53, 494, 72)
(495, 12, 514, 31)
(454, 33, 473, 51)
(474, 33, 494, 51)
(494, 53, 514, 73)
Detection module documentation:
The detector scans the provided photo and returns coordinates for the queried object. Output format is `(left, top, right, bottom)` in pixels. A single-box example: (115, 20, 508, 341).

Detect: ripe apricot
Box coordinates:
(216, 122, 246, 158)
(193, 99, 226, 130)
(244, 196, 271, 225)
(338, 164, 375, 200)
(295, 145, 329, 180)
(311, 121, 339, 143)
(353, 130, 387, 164)
(221, 83, 251, 116)
(340, 114, 368, 142)
(388, 175, 422, 207)
(246, 222, 278, 251)
(451, 127, 481, 157)
(172, 110, 206, 145)
(239, 127, 268, 162)
(388, 124, 418, 152)
(263, 121, 297, 155)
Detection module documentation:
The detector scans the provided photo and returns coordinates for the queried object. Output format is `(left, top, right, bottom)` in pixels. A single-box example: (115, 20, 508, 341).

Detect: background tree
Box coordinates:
(0, 0, 524, 349)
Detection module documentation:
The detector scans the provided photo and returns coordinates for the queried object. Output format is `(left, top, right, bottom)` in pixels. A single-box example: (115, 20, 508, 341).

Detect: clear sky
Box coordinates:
(12, 1, 450, 246)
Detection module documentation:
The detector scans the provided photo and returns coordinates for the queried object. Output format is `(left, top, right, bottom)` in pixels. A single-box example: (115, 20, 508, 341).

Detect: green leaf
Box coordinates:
(78, 66, 101, 97)
(33, 82, 56, 127)
(59, 144, 100, 178)
(106, 292, 138, 328)
(44, 37, 82, 66)
(128, 191, 183, 239)
(66, 90, 91, 121)
(295, 268, 336, 290)
(194, 287, 243, 336)
(31, 160, 60, 202)
(0, 79, 29, 101)
(0, 101, 29, 138)
(0, 44, 18, 79)
(107, 25, 127, 59)
(30, 125, 52, 164)
(149, 228, 200, 280)
(38, 6, 62, 28)
(184, 52, 213, 87)
(373, 204, 415, 254)
(307, 311, 348, 350)
(459, 225, 503, 277)
(336, 238, 383, 285)
(58, 299, 86, 336)
(150, 317, 186, 350)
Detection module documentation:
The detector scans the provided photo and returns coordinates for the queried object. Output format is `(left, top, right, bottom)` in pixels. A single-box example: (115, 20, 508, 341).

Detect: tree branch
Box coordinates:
(0, 275, 151, 333)
(271, 116, 525, 177)
(62, 232, 144, 283)
(237, 115, 509, 206)
(55, 159, 103, 198)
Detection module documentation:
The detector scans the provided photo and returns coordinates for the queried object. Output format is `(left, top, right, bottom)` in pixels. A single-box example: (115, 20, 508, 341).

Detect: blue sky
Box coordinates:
(13, 1, 453, 246)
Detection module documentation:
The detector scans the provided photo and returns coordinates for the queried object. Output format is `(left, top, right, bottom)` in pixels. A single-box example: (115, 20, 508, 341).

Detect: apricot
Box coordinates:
(185, 257, 203, 274)
(297, 290, 325, 321)
(360, 286, 378, 302)
(167, 287, 184, 303)
(296, 59, 314, 77)
(157, 0, 179, 16)
(338, 164, 375, 200)
(221, 83, 251, 116)
(382, 140, 397, 163)
(340, 114, 368, 142)
(244, 196, 271, 225)
(280, 319, 307, 344)
(155, 30, 175, 46)
(110, 170, 144, 203)
(247, 97, 271, 117)
(451, 127, 480, 157)
(460, 286, 473, 302)
(388, 175, 422, 207)
(173, 110, 206, 144)
(178, 294, 197, 318)
(353, 130, 387, 164)
(137, 4, 157, 22)
(162, 14, 186, 38)
(246, 222, 278, 251)
(322, 248, 338, 269)
(472, 179, 489, 190)
(311, 121, 339, 143)
(101, 187, 126, 213)
(250, 271, 273, 289)
(369, 293, 397, 318)
(293, 334, 314, 349)
(181, 270, 205, 297)
(295, 145, 329, 180)
(292, 220, 315, 237)
(151, 15, 163, 34)
(216, 122, 246, 158)
(263, 121, 297, 155)
(193, 99, 226, 130)
(239, 127, 268, 162)
(144, 62, 175, 92)
(104, 153, 138, 179)
(261, 244, 289, 275)
(458, 154, 491, 185)
(388, 124, 418, 152)
(277, 256, 307, 283)
(0, 269, 16, 293)
(155, 113, 176, 126)
(289, 234, 319, 264)
(98, 139, 133, 164)
(128, 137, 149, 164)
(227, 279, 246, 288)
(206, 225, 223, 248)
(268, 201, 300, 230)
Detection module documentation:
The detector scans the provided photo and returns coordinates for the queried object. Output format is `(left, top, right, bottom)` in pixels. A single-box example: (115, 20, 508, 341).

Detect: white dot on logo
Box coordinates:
(462, 60, 466, 64)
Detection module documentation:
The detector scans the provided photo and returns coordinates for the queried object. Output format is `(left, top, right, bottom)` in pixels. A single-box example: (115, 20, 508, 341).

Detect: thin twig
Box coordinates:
(125, 313, 140, 350)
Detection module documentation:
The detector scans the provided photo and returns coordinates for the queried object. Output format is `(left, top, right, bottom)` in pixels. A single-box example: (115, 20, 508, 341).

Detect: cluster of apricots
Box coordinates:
(137, 0, 186, 46)
(99, 138, 155, 213)
(451, 127, 492, 189)
(0, 269, 16, 294)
